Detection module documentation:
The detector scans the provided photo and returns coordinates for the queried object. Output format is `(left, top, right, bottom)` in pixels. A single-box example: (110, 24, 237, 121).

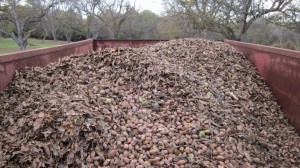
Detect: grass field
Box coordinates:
(0, 38, 66, 55)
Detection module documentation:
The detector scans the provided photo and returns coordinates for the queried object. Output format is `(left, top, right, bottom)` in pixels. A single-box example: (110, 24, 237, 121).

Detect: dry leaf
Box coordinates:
(33, 118, 43, 131)
(67, 152, 75, 165)
(237, 142, 244, 155)
(17, 118, 26, 127)
(244, 151, 252, 162)
(38, 112, 45, 118)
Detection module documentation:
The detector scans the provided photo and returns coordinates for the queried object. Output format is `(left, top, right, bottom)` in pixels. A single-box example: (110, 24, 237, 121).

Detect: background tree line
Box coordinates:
(0, 0, 300, 51)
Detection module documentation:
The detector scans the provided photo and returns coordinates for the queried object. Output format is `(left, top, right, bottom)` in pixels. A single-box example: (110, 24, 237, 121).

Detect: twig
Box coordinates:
(80, 146, 85, 168)
(228, 91, 239, 100)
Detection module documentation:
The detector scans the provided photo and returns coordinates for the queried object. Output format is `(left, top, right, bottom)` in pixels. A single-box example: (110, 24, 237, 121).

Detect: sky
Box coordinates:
(133, 0, 164, 15)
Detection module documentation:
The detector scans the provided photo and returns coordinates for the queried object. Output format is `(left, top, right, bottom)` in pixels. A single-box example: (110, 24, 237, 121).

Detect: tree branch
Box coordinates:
(0, 28, 10, 36)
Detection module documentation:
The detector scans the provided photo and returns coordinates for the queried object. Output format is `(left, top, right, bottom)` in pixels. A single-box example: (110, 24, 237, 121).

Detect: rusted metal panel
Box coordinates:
(0, 39, 93, 91)
(93, 40, 167, 50)
(225, 40, 300, 133)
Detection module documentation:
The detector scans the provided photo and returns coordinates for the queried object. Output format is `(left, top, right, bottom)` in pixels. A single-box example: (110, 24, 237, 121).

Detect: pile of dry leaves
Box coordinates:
(0, 38, 299, 168)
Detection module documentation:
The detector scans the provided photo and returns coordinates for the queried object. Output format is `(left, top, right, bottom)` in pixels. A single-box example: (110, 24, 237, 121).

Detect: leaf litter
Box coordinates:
(0, 38, 299, 167)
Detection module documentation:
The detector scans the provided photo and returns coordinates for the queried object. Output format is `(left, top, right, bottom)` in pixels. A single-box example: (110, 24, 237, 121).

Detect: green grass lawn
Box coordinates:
(0, 38, 66, 55)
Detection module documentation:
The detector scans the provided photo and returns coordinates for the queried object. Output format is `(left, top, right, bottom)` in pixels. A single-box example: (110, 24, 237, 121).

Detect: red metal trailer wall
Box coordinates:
(225, 40, 300, 133)
(0, 39, 93, 91)
(93, 40, 166, 50)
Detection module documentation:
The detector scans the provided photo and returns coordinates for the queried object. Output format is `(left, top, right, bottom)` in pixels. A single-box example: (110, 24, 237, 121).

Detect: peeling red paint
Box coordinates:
(225, 40, 300, 133)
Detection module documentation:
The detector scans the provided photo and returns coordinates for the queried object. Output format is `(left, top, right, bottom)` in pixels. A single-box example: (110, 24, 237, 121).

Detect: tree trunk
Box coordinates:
(86, 32, 92, 39)
(51, 29, 58, 41)
(43, 36, 46, 43)
(16, 38, 27, 51)
(202, 29, 208, 39)
(53, 34, 57, 41)
(92, 31, 99, 39)
(11, 33, 27, 51)
(236, 0, 252, 41)
(43, 24, 48, 43)
(236, 20, 248, 41)
(279, 26, 284, 48)
(64, 31, 72, 43)
(107, 26, 115, 39)
(19, 40, 27, 51)
(114, 23, 121, 39)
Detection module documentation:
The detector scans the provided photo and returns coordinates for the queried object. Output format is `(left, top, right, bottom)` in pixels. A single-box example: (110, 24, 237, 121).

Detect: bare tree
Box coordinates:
(164, 0, 223, 39)
(93, 0, 135, 39)
(75, 0, 102, 39)
(233, 0, 293, 40)
(0, 0, 62, 50)
(67, 0, 144, 39)
(41, 21, 49, 43)
(57, 1, 84, 43)
(42, 6, 61, 41)
(164, 0, 294, 40)
(75, 0, 103, 39)
(268, 1, 300, 32)
(138, 10, 159, 39)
